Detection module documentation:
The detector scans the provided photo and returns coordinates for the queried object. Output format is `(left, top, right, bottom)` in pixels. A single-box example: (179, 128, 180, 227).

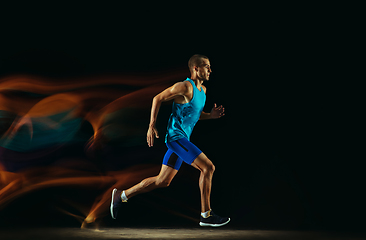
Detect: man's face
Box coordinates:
(196, 59, 212, 81)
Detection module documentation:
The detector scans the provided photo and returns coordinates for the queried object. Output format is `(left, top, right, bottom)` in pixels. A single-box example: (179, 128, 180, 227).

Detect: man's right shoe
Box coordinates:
(199, 210, 230, 227)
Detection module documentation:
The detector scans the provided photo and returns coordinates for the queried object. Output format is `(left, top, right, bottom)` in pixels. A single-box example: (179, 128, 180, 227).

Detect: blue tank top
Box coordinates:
(165, 78, 206, 143)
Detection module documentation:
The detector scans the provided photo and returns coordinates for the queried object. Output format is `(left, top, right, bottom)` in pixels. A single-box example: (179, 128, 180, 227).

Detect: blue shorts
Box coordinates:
(163, 138, 202, 170)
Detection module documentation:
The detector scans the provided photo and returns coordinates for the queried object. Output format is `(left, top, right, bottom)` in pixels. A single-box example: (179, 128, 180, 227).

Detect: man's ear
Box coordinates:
(194, 66, 198, 72)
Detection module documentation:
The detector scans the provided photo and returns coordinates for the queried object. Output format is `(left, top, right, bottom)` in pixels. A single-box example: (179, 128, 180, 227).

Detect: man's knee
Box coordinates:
(203, 160, 215, 175)
(155, 177, 171, 188)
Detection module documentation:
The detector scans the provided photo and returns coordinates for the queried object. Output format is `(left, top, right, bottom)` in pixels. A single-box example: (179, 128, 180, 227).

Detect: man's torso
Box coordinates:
(165, 78, 206, 143)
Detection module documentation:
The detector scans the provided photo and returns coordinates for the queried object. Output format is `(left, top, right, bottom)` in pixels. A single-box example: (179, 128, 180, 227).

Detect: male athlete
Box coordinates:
(110, 54, 230, 227)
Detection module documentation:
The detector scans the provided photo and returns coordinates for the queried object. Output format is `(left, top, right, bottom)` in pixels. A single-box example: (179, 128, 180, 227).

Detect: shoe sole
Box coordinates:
(199, 218, 231, 227)
(110, 188, 117, 219)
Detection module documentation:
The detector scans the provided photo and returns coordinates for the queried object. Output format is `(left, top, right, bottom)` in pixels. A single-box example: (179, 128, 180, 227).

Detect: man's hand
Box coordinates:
(210, 103, 225, 119)
(147, 125, 159, 147)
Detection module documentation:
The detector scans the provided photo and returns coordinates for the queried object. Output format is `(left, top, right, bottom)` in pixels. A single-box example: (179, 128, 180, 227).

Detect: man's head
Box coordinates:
(188, 54, 212, 81)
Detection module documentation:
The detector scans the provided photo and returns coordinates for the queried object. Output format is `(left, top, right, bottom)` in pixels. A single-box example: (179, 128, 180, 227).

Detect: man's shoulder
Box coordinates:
(175, 80, 193, 91)
(171, 80, 192, 95)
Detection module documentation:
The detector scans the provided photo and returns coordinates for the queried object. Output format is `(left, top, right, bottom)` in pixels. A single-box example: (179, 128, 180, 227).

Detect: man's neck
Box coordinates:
(189, 76, 204, 89)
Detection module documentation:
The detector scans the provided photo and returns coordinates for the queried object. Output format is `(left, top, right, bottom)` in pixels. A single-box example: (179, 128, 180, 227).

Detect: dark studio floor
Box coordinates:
(0, 227, 364, 240)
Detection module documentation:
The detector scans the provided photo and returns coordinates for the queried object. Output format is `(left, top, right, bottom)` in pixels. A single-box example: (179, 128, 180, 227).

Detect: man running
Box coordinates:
(110, 54, 230, 227)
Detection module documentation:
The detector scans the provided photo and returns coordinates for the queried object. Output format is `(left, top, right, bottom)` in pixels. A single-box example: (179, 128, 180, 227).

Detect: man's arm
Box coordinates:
(199, 111, 211, 120)
(199, 103, 225, 120)
(147, 82, 190, 147)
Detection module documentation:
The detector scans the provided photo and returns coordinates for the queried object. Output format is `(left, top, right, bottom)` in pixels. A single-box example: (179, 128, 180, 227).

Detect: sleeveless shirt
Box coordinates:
(165, 78, 206, 143)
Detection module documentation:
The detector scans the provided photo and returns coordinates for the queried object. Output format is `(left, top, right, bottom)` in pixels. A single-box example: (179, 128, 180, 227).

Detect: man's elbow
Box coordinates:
(153, 94, 163, 104)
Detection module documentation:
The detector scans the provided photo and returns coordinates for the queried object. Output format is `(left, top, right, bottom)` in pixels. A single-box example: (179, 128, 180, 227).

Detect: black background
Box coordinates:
(0, 3, 363, 232)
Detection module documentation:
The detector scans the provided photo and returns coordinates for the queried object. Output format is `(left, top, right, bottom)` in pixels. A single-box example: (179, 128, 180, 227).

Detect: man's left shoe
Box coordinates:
(110, 188, 123, 219)
(199, 210, 230, 227)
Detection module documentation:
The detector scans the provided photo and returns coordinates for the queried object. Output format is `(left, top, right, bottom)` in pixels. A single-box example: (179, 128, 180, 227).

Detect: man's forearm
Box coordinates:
(199, 111, 211, 120)
(149, 96, 161, 126)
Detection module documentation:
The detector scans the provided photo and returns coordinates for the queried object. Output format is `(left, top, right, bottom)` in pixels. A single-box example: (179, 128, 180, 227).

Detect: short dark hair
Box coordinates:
(188, 54, 209, 72)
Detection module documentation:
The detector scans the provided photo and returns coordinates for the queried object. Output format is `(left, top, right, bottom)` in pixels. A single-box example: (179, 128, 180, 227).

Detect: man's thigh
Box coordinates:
(166, 138, 203, 166)
(190, 152, 214, 172)
(157, 164, 178, 183)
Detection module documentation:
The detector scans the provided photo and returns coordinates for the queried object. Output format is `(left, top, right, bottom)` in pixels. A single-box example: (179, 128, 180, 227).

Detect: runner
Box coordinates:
(111, 54, 230, 227)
